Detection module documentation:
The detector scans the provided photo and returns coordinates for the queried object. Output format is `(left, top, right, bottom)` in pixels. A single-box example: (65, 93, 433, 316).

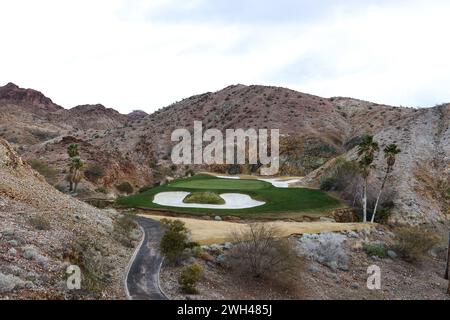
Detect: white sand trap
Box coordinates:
(217, 175, 241, 180)
(216, 175, 300, 188)
(257, 178, 300, 188)
(153, 191, 265, 209)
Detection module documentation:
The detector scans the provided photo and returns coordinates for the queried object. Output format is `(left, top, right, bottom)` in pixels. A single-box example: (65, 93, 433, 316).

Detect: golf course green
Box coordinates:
(117, 174, 344, 219)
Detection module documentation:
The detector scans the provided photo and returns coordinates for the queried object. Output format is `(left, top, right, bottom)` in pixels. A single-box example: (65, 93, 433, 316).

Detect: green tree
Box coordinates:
(371, 144, 401, 222)
(160, 219, 190, 263)
(357, 135, 379, 222)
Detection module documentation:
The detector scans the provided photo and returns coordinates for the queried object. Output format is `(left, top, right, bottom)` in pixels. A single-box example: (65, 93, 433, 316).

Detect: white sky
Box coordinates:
(1, 0, 450, 113)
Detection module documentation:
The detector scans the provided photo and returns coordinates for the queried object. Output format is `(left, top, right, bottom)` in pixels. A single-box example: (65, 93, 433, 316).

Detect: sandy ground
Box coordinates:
(139, 214, 372, 245)
(152, 191, 265, 209)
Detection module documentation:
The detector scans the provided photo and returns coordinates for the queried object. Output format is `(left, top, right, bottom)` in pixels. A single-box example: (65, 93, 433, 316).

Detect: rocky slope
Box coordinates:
(0, 138, 139, 299)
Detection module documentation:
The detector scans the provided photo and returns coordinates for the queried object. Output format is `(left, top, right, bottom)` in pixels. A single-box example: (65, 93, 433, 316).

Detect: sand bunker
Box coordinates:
(257, 178, 300, 188)
(217, 175, 300, 188)
(152, 191, 265, 209)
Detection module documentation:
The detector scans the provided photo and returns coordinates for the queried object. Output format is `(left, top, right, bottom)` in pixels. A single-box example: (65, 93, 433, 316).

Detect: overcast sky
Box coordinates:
(1, 0, 450, 113)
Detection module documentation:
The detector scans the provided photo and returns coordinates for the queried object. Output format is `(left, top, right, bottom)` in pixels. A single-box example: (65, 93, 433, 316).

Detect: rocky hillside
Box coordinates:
(0, 138, 139, 299)
(0, 82, 448, 224)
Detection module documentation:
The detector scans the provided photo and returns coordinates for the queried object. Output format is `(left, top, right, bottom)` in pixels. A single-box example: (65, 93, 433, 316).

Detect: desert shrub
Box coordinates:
(363, 242, 387, 258)
(27, 159, 57, 184)
(394, 226, 441, 262)
(89, 199, 108, 209)
(178, 264, 203, 294)
(0, 273, 32, 293)
(116, 182, 134, 194)
(28, 215, 51, 230)
(208, 163, 229, 174)
(183, 192, 225, 205)
(55, 184, 66, 193)
(160, 219, 191, 264)
(114, 214, 137, 247)
(319, 158, 360, 192)
(297, 232, 349, 271)
(225, 224, 303, 292)
(320, 177, 338, 191)
(95, 186, 108, 194)
(63, 236, 110, 294)
(373, 201, 395, 224)
(138, 185, 153, 193)
(84, 164, 106, 182)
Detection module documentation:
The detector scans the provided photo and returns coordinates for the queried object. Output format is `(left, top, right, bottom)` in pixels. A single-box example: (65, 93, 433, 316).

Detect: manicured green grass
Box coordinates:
(117, 174, 344, 219)
(183, 191, 225, 205)
(172, 177, 269, 190)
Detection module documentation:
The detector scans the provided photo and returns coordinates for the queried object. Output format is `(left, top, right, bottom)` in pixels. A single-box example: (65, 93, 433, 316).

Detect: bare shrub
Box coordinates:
(116, 181, 134, 194)
(114, 214, 138, 247)
(84, 163, 106, 182)
(225, 224, 303, 292)
(297, 233, 349, 271)
(63, 236, 110, 294)
(28, 214, 51, 230)
(394, 226, 441, 262)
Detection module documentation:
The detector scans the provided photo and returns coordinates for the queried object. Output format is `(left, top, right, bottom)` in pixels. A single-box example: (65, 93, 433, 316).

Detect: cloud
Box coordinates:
(0, 0, 449, 113)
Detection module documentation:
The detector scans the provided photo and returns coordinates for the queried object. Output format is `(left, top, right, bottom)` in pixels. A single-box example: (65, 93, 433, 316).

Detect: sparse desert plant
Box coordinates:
(138, 185, 153, 193)
(394, 226, 441, 262)
(28, 159, 57, 185)
(95, 186, 108, 194)
(28, 214, 51, 231)
(297, 232, 349, 271)
(84, 163, 106, 182)
(0, 273, 32, 293)
(63, 236, 109, 294)
(116, 181, 134, 194)
(363, 242, 387, 258)
(225, 224, 303, 286)
(160, 219, 191, 264)
(320, 177, 339, 191)
(114, 213, 138, 247)
(178, 263, 203, 294)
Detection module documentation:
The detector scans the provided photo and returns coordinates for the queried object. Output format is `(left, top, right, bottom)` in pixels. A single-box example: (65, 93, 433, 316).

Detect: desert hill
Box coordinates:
(0, 82, 448, 224)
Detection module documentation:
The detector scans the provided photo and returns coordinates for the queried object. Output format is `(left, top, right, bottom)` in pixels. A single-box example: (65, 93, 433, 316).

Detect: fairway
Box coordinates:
(171, 178, 270, 190)
(117, 174, 344, 219)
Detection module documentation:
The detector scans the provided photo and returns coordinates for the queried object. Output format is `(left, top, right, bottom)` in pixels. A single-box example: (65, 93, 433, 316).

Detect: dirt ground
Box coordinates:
(160, 227, 450, 300)
(139, 214, 371, 245)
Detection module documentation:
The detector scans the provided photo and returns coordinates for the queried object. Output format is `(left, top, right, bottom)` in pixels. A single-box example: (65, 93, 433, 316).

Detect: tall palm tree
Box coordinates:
(69, 156, 84, 193)
(357, 135, 379, 222)
(371, 144, 401, 223)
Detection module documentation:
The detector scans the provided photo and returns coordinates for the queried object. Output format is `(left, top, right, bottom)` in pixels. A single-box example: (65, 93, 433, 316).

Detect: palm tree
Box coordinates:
(69, 156, 84, 193)
(67, 144, 79, 158)
(357, 135, 379, 222)
(371, 144, 401, 223)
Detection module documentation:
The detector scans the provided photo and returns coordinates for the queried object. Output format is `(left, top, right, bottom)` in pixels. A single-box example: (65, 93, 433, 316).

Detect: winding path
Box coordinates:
(125, 216, 168, 300)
